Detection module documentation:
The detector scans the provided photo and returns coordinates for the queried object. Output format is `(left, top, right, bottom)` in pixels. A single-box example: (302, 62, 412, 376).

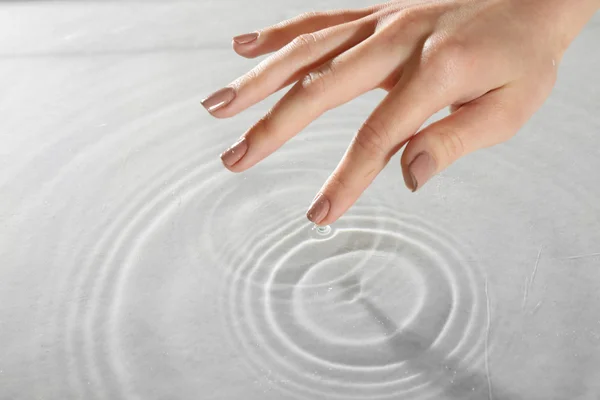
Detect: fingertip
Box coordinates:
(406, 151, 436, 192)
(309, 179, 359, 226)
(232, 32, 259, 45)
(200, 87, 237, 117)
(232, 41, 262, 59)
(231, 32, 263, 58)
(401, 163, 417, 192)
(317, 213, 340, 227)
(306, 193, 331, 225)
(204, 110, 232, 119)
(220, 157, 249, 173)
(220, 137, 248, 170)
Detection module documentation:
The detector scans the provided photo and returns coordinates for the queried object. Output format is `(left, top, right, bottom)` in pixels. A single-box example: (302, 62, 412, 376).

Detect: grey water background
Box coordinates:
(0, 1, 599, 399)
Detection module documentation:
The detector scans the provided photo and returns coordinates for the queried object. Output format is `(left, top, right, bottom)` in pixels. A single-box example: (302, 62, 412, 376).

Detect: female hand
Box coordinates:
(201, 0, 599, 225)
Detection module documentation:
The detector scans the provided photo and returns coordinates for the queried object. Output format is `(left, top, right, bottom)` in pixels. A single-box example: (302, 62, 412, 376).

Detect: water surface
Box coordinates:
(0, 1, 599, 399)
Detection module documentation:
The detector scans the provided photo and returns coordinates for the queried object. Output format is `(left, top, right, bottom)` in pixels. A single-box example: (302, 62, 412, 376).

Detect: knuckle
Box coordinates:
(375, 8, 421, 47)
(298, 11, 321, 21)
(301, 61, 336, 96)
(438, 39, 470, 64)
(437, 129, 465, 161)
(354, 119, 392, 159)
(420, 37, 471, 85)
(394, 7, 422, 26)
(374, 27, 400, 50)
(242, 64, 261, 84)
(378, 6, 419, 29)
(300, 71, 323, 96)
(292, 32, 318, 56)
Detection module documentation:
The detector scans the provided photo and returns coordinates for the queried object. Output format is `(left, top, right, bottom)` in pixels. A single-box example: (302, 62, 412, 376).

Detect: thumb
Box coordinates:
(400, 85, 526, 191)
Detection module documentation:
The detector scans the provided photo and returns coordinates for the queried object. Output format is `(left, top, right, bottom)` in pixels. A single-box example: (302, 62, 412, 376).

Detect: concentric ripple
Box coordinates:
(58, 113, 392, 400)
(2, 5, 600, 400)
(220, 205, 492, 400)
(5, 91, 498, 400)
(66, 125, 493, 400)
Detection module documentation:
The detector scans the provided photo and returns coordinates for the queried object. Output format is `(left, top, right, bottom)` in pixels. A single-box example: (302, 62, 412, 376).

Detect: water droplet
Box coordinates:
(315, 225, 331, 236)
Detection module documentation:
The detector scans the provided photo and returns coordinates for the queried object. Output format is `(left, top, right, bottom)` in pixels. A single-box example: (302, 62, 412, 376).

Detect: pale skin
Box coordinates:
(201, 0, 600, 225)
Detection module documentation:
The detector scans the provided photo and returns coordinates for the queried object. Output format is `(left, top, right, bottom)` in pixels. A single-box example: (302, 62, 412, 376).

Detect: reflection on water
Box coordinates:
(223, 207, 494, 398)
(359, 294, 517, 399)
(338, 275, 362, 302)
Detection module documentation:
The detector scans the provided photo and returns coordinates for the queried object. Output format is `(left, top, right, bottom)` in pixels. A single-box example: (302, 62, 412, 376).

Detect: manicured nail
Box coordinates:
(233, 32, 259, 45)
(201, 87, 236, 113)
(306, 193, 330, 224)
(220, 137, 248, 167)
(406, 152, 436, 192)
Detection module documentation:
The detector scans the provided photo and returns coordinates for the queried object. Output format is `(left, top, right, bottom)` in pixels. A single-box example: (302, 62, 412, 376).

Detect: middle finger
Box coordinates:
(220, 23, 426, 171)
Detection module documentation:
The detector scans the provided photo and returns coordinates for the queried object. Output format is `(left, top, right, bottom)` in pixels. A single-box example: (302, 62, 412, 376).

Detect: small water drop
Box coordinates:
(315, 225, 331, 236)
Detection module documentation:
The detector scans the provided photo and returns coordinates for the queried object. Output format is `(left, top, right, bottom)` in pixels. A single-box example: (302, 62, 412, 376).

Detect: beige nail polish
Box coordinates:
(233, 32, 259, 44)
(306, 193, 330, 224)
(407, 152, 436, 192)
(201, 87, 236, 113)
(220, 137, 248, 167)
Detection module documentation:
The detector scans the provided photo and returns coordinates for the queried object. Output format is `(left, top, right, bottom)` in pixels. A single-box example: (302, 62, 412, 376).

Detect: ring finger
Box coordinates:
(202, 17, 378, 118)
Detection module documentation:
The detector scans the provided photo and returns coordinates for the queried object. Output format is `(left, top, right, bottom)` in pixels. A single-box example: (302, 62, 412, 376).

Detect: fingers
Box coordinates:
(220, 26, 420, 173)
(232, 8, 377, 58)
(400, 85, 525, 191)
(307, 70, 452, 225)
(201, 18, 376, 118)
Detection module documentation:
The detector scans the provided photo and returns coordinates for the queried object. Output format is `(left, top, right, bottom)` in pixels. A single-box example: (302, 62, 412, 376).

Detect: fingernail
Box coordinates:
(201, 87, 236, 113)
(306, 193, 330, 224)
(220, 137, 248, 167)
(233, 32, 259, 44)
(406, 152, 436, 192)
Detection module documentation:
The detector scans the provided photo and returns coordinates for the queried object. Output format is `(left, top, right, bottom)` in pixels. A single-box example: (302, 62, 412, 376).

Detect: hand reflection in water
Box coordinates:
(338, 275, 518, 400)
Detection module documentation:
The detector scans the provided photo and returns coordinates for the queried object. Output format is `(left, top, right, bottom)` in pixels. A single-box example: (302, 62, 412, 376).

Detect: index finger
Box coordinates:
(306, 72, 450, 225)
